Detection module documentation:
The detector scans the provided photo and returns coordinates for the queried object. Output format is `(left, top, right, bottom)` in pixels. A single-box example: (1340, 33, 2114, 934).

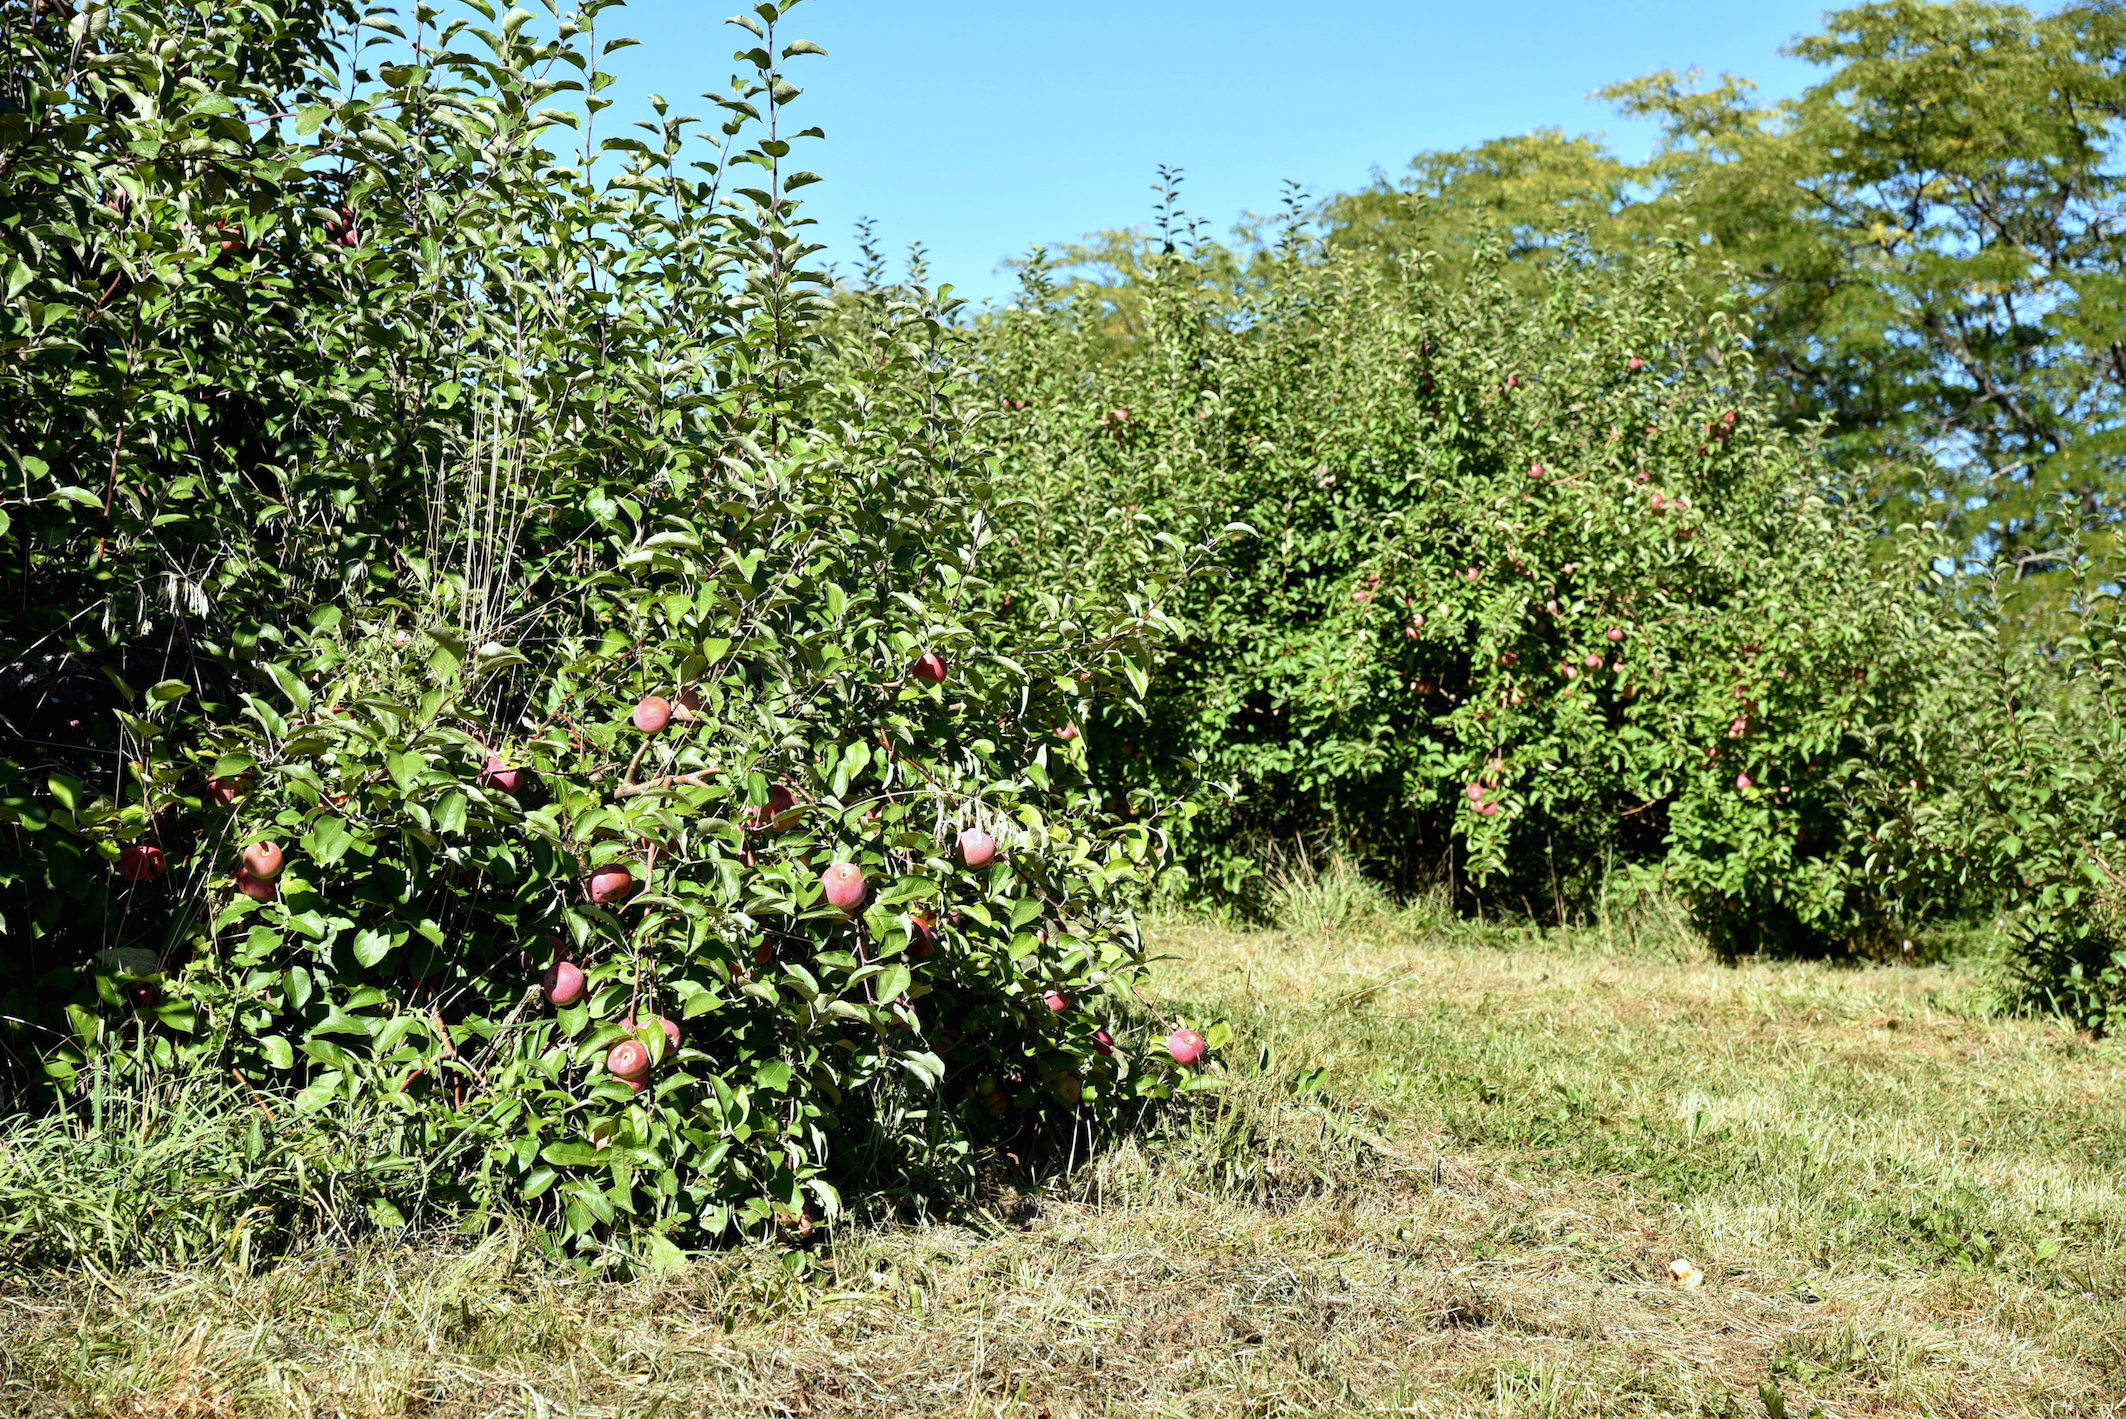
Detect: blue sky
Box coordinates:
(594, 1, 1836, 304)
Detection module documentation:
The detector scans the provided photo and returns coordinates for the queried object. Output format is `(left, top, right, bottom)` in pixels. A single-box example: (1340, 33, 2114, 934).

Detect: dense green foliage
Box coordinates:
(1329, 0, 2126, 598)
(6, 0, 2126, 1275)
(979, 227, 1944, 950)
(0, 0, 1214, 1258)
(1864, 553, 2126, 1028)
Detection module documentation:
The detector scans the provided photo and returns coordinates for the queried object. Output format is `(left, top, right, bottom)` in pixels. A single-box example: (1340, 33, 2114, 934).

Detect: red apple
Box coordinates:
(241, 842, 284, 881)
(1478, 801, 1501, 817)
(542, 960, 585, 1007)
(1166, 1029, 1208, 1066)
(1583, 653, 1604, 670)
(1054, 723, 1080, 741)
(588, 867, 635, 906)
(1092, 1027, 1115, 1057)
(1043, 990, 1071, 1014)
(909, 651, 947, 684)
(626, 1014, 681, 1054)
(907, 909, 939, 959)
(1606, 626, 1626, 643)
(606, 1040, 650, 1079)
(478, 756, 528, 794)
(1627, 356, 1645, 372)
(956, 828, 997, 869)
(1465, 783, 1485, 802)
(1736, 773, 1754, 791)
(631, 695, 672, 732)
(821, 861, 866, 913)
(1528, 462, 1545, 479)
(754, 938, 776, 968)
(117, 844, 167, 882)
(234, 868, 276, 902)
(206, 775, 249, 807)
(745, 783, 797, 833)
(671, 686, 702, 722)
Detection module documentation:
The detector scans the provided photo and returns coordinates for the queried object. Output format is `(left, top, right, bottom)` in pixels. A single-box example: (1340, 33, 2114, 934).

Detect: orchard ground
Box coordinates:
(6, 899, 2123, 1418)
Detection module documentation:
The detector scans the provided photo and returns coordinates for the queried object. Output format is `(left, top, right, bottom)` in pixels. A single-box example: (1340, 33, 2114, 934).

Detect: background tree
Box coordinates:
(1324, 0, 2126, 598)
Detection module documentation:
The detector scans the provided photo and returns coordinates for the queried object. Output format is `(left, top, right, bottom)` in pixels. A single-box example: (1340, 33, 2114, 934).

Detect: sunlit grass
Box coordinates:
(5, 906, 2121, 1417)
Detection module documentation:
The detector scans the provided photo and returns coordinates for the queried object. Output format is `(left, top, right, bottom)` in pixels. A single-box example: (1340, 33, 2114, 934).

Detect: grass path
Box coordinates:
(6, 917, 2123, 1416)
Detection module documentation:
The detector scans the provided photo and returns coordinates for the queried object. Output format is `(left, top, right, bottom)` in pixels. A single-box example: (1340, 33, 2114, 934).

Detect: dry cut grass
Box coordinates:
(4, 907, 2123, 1417)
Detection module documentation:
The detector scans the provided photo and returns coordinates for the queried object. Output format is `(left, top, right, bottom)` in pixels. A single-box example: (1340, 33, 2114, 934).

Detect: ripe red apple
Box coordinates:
(1166, 1028, 1207, 1067)
(1735, 773, 1754, 791)
(1583, 653, 1603, 670)
(671, 686, 702, 722)
(478, 756, 528, 794)
(234, 868, 276, 902)
(1465, 783, 1484, 802)
(626, 1014, 681, 1053)
(606, 1040, 650, 1079)
(1528, 462, 1545, 479)
(541, 960, 585, 1007)
(241, 842, 284, 881)
(631, 695, 672, 732)
(117, 844, 167, 882)
(1606, 626, 1626, 643)
(206, 775, 249, 807)
(745, 783, 797, 833)
(821, 861, 866, 913)
(910, 651, 947, 684)
(956, 828, 997, 868)
(1627, 356, 1645, 372)
(588, 867, 635, 906)
(1478, 801, 1501, 817)
(907, 909, 939, 959)
(1043, 990, 1071, 1014)
(1055, 723, 1080, 742)
(1092, 1027, 1115, 1057)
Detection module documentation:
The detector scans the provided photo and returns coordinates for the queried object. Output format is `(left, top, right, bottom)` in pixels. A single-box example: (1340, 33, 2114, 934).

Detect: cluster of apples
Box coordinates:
(539, 658, 1204, 1113)
(113, 768, 288, 906)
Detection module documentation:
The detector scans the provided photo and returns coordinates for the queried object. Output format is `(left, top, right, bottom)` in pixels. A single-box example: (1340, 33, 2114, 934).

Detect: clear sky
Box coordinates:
(592, 1, 1838, 304)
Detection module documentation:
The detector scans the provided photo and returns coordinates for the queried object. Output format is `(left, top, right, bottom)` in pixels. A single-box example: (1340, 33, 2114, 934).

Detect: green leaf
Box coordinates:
(303, 816, 355, 866)
(543, 1141, 606, 1167)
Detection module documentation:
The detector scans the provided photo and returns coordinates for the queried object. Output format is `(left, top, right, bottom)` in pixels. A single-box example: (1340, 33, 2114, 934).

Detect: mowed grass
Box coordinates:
(5, 904, 2124, 1418)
